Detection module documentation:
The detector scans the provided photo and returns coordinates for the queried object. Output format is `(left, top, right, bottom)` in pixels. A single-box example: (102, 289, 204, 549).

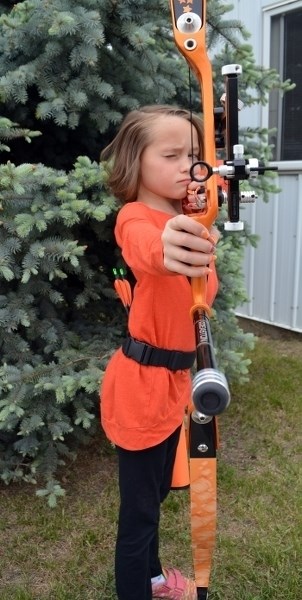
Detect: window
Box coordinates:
(269, 7, 302, 161)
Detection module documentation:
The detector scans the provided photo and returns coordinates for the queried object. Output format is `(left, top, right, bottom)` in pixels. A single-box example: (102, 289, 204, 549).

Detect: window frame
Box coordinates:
(262, 0, 302, 167)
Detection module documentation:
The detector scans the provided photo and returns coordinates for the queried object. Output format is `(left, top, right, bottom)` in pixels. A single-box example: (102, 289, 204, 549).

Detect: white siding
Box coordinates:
(225, 1, 302, 332)
(237, 165, 302, 331)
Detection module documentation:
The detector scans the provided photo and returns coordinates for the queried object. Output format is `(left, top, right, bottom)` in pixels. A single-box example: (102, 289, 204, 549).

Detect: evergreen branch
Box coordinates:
(0, 352, 111, 390)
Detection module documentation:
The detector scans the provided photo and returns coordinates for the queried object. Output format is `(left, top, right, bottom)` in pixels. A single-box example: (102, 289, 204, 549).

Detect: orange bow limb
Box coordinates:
(170, 0, 218, 233)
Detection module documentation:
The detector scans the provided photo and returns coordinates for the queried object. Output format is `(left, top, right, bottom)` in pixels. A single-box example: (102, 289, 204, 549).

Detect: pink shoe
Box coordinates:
(152, 567, 197, 600)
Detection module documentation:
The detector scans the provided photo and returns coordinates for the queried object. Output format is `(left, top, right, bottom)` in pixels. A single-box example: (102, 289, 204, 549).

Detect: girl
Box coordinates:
(100, 105, 218, 600)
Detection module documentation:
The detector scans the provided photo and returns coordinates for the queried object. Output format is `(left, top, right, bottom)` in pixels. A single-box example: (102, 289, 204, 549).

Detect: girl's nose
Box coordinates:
(180, 155, 192, 172)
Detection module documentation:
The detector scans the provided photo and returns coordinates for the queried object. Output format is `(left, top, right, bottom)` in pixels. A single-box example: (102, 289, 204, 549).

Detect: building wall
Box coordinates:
(225, 0, 302, 332)
(238, 167, 302, 331)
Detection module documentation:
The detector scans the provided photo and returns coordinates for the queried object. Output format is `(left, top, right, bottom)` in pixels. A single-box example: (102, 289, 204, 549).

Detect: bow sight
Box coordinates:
(191, 62, 278, 231)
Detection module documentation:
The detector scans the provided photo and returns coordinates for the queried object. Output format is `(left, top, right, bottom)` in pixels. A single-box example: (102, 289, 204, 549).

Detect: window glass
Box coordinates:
(269, 9, 302, 160)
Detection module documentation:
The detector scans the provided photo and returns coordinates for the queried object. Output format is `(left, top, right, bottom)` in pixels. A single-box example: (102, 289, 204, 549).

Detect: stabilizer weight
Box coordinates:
(192, 368, 230, 416)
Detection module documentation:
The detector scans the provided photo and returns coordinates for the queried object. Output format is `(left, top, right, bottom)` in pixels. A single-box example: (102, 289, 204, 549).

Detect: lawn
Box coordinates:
(0, 327, 301, 599)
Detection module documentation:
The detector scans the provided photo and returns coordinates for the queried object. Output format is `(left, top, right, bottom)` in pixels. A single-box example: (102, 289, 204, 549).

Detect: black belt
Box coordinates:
(122, 336, 196, 371)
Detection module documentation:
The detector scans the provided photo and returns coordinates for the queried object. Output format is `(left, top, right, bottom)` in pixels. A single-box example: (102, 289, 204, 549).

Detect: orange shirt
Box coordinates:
(100, 202, 217, 450)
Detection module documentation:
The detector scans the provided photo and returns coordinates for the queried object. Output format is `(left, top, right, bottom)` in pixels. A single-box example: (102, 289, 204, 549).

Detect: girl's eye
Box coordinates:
(189, 153, 199, 161)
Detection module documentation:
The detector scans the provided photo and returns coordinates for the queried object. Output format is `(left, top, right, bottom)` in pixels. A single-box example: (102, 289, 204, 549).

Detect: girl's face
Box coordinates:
(137, 115, 200, 213)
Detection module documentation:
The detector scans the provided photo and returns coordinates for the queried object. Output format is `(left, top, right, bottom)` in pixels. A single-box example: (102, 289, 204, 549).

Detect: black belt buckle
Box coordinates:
(122, 337, 153, 365)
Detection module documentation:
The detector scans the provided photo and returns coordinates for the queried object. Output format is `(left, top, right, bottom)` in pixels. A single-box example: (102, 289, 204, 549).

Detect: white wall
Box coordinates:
(225, 0, 302, 332)
(238, 167, 302, 331)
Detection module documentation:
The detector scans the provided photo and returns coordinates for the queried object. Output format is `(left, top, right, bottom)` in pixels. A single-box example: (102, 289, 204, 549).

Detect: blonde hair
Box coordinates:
(101, 105, 204, 204)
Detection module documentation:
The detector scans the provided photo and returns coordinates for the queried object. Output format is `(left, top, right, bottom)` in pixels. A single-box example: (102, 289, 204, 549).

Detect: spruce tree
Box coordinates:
(0, 0, 288, 503)
(0, 0, 184, 168)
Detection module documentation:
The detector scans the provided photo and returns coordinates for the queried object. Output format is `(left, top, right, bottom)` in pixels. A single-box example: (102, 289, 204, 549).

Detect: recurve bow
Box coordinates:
(169, 2, 277, 599)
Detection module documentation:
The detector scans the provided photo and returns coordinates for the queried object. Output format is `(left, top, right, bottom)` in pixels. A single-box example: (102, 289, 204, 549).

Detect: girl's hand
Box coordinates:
(162, 214, 219, 277)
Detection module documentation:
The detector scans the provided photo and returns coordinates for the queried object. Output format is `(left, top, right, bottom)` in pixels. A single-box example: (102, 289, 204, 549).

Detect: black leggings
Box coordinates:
(115, 426, 181, 600)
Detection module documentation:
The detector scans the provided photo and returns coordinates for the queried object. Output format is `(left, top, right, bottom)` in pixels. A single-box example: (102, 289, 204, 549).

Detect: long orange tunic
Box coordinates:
(100, 202, 217, 450)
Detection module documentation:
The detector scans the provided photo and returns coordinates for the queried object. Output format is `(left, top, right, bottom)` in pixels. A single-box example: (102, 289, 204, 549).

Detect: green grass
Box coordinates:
(0, 333, 301, 599)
